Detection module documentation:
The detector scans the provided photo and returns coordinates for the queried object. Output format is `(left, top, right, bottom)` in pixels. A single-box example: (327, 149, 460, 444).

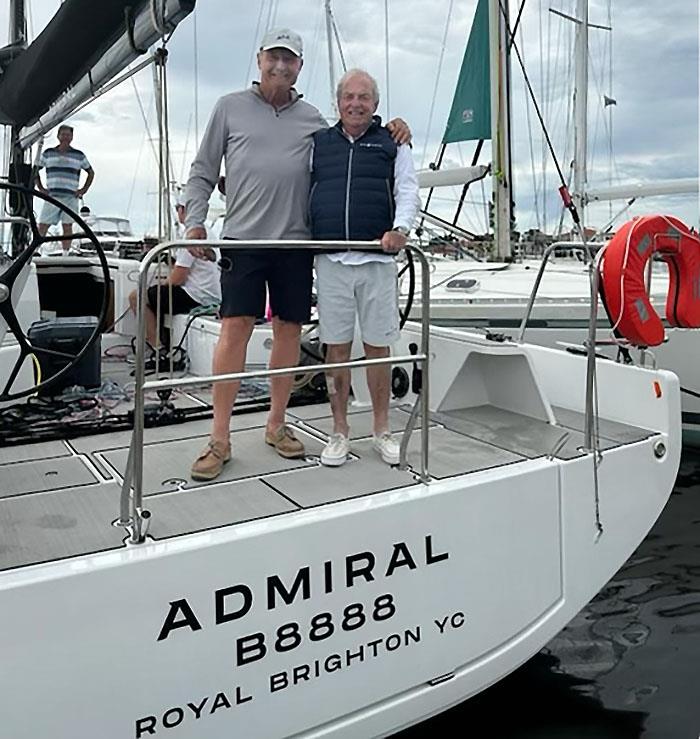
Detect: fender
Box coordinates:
(599, 215, 700, 347)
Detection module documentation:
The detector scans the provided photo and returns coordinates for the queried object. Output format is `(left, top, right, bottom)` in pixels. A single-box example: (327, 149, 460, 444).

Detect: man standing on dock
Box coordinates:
(184, 28, 410, 481)
(36, 124, 95, 255)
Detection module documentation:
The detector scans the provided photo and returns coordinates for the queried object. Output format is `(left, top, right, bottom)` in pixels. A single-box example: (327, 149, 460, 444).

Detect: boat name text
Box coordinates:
(156, 534, 449, 642)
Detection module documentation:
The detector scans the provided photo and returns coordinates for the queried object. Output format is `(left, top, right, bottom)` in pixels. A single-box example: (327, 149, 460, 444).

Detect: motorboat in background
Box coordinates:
(79, 214, 157, 257)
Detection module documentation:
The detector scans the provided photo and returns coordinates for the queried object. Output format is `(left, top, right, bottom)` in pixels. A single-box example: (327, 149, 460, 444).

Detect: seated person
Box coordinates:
(128, 247, 221, 351)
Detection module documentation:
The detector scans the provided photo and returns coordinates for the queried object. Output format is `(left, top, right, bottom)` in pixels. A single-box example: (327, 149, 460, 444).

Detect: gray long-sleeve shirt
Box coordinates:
(184, 84, 327, 241)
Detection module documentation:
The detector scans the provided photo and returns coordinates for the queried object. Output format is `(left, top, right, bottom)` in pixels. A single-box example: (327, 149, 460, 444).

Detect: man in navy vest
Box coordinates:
(309, 69, 420, 467)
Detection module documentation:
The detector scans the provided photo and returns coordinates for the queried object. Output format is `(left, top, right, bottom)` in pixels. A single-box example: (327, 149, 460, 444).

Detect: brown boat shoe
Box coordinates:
(190, 439, 231, 481)
(265, 424, 305, 459)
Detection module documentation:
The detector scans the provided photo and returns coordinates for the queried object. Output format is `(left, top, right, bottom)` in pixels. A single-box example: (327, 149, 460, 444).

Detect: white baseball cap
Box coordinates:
(260, 28, 303, 58)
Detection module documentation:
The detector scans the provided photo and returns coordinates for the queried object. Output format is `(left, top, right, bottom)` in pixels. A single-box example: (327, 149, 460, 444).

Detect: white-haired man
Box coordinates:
(309, 69, 421, 466)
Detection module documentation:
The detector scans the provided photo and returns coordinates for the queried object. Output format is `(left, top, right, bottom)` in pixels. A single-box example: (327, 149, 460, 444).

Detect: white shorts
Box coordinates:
(39, 194, 79, 226)
(315, 255, 400, 347)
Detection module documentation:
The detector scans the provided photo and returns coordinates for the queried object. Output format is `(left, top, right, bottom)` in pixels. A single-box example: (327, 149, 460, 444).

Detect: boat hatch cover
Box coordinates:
(445, 278, 480, 292)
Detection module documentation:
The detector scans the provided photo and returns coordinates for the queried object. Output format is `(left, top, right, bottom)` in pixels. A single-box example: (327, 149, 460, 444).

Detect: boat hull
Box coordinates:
(0, 431, 676, 738)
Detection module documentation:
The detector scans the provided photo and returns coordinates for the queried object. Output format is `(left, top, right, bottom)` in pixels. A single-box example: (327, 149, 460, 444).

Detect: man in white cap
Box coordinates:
(184, 28, 410, 481)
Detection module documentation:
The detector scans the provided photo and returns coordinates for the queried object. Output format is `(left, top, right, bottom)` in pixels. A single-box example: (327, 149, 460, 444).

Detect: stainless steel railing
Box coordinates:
(118, 239, 431, 543)
(516, 241, 606, 451)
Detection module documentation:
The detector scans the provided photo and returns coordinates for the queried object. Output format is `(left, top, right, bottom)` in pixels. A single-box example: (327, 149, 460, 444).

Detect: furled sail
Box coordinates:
(0, 0, 195, 148)
(442, 0, 490, 144)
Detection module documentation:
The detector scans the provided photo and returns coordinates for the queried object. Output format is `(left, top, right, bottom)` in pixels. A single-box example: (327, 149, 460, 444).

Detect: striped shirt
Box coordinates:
(38, 146, 91, 196)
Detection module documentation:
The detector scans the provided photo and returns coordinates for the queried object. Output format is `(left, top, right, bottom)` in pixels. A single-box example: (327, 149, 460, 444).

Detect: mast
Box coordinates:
(572, 0, 588, 229)
(324, 0, 337, 118)
(8, 0, 28, 256)
(8, 0, 27, 170)
(488, 0, 512, 259)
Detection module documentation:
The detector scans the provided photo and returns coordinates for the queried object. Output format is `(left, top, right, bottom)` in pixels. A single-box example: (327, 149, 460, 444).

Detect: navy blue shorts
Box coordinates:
(219, 248, 313, 323)
(146, 284, 199, 315)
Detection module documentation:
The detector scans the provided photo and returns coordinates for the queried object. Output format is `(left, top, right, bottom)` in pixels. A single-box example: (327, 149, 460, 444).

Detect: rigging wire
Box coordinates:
(561, 11, 575, 225)
(126, 124, 148, 218)
(193, 6, 199, 144)
(270, 0, 281, 28)
(179, 112, 192, 184)
(244, 1, 268, 86)
(606, 0, 614, 221)
(586, 22, 619, 202)
(264, 0, 276, 32)
(546, 3, 571, 234)
(384, 0, 390, 120)
(538, 0, 547, 230)
(130, 77, 159, 167)
(520, 23, 541, 230)
(330, 12, 348, 73)
(304, 6, 325, 111)
(420, 0, 455, 169)
(500, 3, 569, 190)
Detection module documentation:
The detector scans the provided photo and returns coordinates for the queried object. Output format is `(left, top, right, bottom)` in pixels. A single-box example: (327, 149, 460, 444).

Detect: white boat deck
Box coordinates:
(0, 402, 653, 573)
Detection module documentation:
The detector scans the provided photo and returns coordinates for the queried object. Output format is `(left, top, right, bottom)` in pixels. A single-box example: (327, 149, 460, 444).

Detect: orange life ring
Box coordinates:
(599, 215, 700, 347)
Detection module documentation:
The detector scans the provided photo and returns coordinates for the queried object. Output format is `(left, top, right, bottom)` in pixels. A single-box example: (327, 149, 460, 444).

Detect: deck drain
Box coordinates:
(162, 477, 188, 488)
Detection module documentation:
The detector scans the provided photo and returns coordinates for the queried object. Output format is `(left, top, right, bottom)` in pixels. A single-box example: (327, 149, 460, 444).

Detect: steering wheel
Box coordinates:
(0, 182, 110, 401)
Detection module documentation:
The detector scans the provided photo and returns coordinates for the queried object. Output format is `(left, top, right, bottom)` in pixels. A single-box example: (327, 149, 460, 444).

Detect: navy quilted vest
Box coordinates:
(309, 118, 397, 247)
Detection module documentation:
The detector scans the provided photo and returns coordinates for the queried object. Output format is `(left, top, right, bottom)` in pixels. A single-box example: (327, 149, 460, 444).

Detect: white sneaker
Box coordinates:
(372, 432, 400, 465)
(321, 433, 350, 467)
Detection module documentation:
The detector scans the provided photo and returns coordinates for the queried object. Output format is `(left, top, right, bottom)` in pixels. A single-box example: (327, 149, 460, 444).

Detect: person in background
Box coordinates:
(129, 201, 220, 352)
(36, 124, 95, 255)
(309, 69, 420, 467)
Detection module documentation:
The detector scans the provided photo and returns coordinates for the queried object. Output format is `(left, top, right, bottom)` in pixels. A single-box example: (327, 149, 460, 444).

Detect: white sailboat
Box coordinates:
(410, 0, 700, 443)
(0, 2, 684, 736)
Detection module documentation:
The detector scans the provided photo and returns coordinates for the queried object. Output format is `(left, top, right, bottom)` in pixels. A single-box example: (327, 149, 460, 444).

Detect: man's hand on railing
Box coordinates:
(381, 230, 407, 254)
(185, 226, 209, 259)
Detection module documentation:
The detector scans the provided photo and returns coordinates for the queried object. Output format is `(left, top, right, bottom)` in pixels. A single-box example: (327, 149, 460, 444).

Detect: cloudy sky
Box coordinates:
(2, 0, 698, 237)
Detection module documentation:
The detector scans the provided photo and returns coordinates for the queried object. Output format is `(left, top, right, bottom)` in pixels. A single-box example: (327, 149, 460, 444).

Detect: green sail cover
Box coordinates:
(442, 0, 490, 143)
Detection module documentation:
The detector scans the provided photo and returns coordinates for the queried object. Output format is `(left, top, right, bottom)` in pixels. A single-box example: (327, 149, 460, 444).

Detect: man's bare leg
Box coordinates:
(61, 223, 73, 254)
(210, 315, 255, 444)
(127, 290, 159, 347)
(364, 343, 391, 434)
(266, 317, 302, 435)
(325, 342, 353, 437)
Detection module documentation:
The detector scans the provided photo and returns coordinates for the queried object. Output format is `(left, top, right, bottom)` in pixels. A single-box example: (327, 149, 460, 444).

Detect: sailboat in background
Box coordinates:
(408, 0, 700, 444)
